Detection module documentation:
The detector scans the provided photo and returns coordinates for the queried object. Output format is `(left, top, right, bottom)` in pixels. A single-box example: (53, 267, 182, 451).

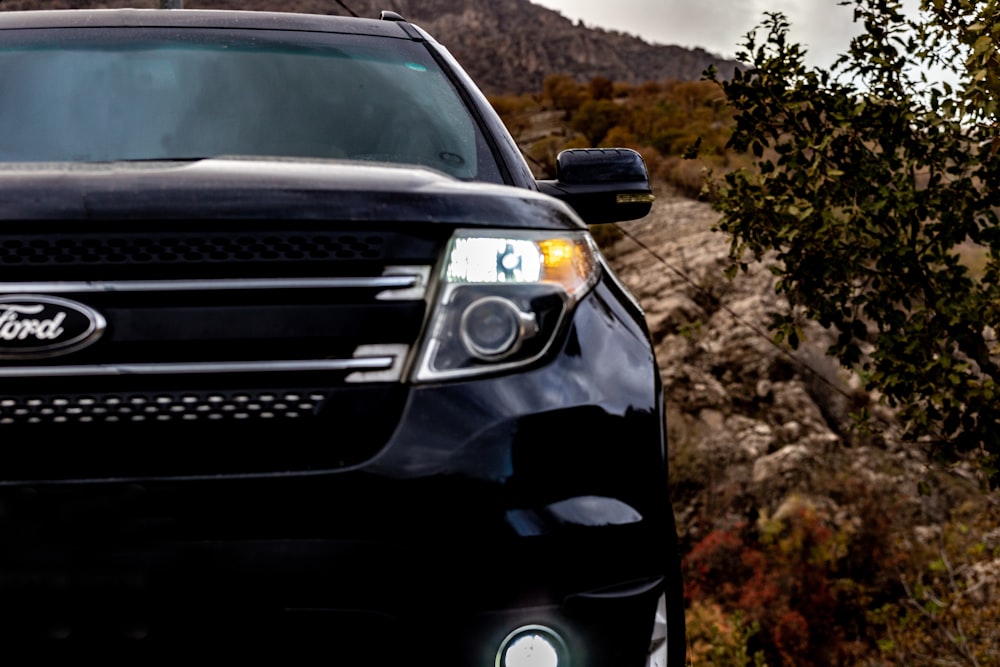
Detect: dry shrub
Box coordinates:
(654, 156, 711, 199)
(867, 496, 1000, 666)
(685, 601, 766, 666)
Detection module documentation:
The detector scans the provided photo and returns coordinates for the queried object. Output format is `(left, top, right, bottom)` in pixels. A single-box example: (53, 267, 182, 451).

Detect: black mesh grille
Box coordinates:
(0, 232, 389, 267)
(0, 383, 407, 480)
(0, 389, 327, 425)
(0, 226, 446, 283)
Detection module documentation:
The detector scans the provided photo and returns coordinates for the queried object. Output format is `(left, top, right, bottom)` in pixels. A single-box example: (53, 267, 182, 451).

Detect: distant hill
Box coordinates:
(0, 0, 746, 95)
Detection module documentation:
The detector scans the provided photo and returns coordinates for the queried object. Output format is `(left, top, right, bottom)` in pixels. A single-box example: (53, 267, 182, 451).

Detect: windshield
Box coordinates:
(0, 28, 503, 182)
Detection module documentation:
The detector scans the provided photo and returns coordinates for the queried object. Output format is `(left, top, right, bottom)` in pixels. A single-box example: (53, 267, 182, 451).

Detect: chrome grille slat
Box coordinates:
(0, 357, 397, 378)
(0, 275, 423, 294)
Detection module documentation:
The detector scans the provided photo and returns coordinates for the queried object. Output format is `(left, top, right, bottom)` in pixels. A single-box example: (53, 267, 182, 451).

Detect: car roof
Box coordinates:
(0, 8, 419, 40)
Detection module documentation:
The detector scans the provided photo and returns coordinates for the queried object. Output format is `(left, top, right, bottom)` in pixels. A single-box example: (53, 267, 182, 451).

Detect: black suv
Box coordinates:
(0, 7, 685, 666)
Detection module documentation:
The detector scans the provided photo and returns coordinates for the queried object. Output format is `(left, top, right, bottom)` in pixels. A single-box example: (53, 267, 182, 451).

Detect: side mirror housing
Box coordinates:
(536, 148, 655, 225)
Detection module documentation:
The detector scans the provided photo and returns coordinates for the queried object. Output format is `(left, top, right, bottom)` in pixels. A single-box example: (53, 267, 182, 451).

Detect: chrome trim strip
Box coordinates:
(376, 266, 431, 301)
(0, 357, 396, 378)
(346, 344, 409, 383)
(0, 276, 421, 294)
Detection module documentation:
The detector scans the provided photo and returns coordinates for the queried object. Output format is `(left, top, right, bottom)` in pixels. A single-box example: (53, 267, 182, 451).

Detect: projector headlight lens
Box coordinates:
(459, 296, 539, 359)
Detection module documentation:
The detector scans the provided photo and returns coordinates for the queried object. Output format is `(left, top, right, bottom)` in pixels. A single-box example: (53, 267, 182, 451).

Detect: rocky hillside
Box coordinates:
(607, 188, 911, 540)
(607, 186, 1000, 664)
(0, 0, 745, 95)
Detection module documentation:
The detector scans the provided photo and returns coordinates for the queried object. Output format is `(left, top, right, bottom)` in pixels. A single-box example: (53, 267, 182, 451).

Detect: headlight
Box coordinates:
(412, 229, 600, 381)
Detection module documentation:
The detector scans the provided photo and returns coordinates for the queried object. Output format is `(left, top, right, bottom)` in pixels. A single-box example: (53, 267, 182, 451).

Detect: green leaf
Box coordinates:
(708, 1, 1000, 484)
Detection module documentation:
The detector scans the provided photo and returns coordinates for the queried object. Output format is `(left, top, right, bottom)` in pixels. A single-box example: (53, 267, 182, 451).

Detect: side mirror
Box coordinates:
(536, 148, 655, 225)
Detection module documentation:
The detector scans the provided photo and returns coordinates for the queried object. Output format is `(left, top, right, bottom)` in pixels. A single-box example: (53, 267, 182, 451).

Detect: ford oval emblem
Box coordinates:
(0, 295, 106, 359)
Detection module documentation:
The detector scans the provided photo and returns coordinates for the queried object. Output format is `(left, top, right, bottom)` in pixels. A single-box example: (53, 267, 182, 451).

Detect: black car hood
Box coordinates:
(0, 157, 584, 230)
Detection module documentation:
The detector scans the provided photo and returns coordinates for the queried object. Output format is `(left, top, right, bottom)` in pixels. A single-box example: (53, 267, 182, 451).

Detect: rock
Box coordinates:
(603, 185, 979, 544)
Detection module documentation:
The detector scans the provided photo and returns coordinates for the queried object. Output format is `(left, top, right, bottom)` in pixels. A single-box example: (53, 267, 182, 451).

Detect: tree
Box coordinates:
(704, 0, 1000, 485)
(542, 73, 584, 117)
(588, 75, 615, 101)
(570, 98, 624, 145)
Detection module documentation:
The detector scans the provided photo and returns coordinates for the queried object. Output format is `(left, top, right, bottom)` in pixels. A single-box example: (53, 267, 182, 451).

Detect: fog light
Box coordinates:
(460, 296, 538, 360)
(497, 625, 568, 667)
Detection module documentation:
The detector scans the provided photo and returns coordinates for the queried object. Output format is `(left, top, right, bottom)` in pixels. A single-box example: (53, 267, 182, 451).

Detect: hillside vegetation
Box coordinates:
(495, 74, 1000, 667)
(489, 75, 746, 197)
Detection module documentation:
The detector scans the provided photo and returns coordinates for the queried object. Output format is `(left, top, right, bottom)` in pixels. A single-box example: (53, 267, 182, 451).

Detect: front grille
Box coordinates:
(0, 389, 327, 425)
(0, 223, 447, 480)
(0, 382, 407, 482)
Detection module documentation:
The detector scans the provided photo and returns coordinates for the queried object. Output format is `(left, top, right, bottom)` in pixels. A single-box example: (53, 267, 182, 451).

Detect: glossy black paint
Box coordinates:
(0, 159, 583, 228)
(0, 8, 685, 665)
(538, 148, 656, 224)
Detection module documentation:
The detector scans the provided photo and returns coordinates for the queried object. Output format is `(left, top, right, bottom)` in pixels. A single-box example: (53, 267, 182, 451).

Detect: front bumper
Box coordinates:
(0, 282, 682, 665)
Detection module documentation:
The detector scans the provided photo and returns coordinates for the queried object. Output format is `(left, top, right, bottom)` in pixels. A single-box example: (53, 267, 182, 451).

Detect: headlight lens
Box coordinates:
(459, 296, 539, 360)
(412, 229, 600, 381)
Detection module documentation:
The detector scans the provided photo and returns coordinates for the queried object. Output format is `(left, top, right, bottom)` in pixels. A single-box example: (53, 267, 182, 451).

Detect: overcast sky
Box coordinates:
(529, 0, 867, 69)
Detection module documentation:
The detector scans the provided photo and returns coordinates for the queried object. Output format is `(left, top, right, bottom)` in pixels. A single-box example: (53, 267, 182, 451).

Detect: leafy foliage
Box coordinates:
(704, 1, 1000, 486)
(685, 602, 768, 667)
(681, 497, 896, 667)
(866, 501, 1000, 667)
